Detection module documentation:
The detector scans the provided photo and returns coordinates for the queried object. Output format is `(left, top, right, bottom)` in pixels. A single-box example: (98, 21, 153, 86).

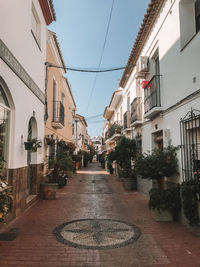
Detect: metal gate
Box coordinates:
(180, 108, 200, 181)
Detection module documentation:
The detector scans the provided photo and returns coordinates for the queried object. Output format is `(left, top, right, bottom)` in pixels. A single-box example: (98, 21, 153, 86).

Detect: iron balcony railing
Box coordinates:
(105, 121, 122, 140)
(180, 108, 200, 181)
(144, 75, 161, 113)
(131, 97, 142, 124)
(52, 101, 65, 126)
(123, 111, 130, 129)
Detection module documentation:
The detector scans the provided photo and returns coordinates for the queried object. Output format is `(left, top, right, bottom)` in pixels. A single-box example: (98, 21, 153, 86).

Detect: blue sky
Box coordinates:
(49, 0, 149, 137)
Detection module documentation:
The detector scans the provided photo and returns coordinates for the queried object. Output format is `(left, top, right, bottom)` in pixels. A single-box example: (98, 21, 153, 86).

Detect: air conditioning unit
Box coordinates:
(137, 56, 149, 73)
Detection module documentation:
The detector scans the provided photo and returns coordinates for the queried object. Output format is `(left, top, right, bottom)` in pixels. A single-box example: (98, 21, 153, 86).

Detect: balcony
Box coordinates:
(123, 111, 131, 131)
(130, 97, 143, 127)
(144, 75, 163, 119)
(52, 101, 65, 129)
(105, 121, 122, 143)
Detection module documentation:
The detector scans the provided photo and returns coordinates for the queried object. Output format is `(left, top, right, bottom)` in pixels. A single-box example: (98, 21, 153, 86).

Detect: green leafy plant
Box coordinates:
(135, 146, 179, 185)
(149, 185, 181, 219)
(0, 157, 12, 222)
(45, 135, 55, 146)
(107, 136, 137, 178)
(181, 179, 200, 226)
(99, 152, 106, 168)
(72, 153, 82, 163)
(24, 137, 42, 152)
(47, 155, 72, 188)
(0, 183, 12, 222)
(82, 151, 92, 167)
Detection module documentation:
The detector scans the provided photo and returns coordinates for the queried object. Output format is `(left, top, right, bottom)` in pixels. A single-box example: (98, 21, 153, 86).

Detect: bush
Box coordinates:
(99, 153, 105, 168)
(107, 136, 137, 178)
(181, 179, 200, 226)
(149, 185, 181, 219)
(135, 146, 179, 181)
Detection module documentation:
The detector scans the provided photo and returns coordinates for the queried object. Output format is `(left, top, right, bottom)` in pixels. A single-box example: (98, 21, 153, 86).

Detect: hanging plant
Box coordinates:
(24, 137, 42, 152)
(57, 140, 68, 150)
(45, 135, 55, 146)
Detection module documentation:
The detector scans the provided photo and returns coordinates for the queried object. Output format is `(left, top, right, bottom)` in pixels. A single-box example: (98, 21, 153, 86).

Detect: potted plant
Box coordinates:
(135, 146, 180, 221)
(108, 136, 137, 190)
(149, 185, 181, 221)
(107, 161, 114, 174)
(122, 168, 137, 190)
(41, 154, 73, 199)
(72, 153, 82, 169)
(0, 156, 12, 222)
(0, 179, 12, 222)
(181, 179, 200, 227)
(45, 135, 55, 146)
(24, 137, 42, 152)
(134, 145, 179, 190)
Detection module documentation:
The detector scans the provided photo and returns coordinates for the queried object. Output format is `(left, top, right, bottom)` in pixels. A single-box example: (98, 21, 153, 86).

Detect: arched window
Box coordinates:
(0, 86, 9, 107)
(0, 85, 10, 176)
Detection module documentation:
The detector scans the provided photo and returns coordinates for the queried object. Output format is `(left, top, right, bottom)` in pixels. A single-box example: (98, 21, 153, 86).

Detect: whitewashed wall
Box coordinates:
(0, 0, 47, 168)
(119, 0, 200, 194)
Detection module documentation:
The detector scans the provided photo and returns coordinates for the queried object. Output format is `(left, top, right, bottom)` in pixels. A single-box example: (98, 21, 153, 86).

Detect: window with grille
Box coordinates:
(180, 109, 200, 181)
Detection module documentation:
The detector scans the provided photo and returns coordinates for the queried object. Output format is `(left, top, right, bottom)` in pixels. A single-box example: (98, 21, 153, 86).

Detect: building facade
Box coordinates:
(72, 114, 88, 152)
(44, 30, 76, 170)
(103, 0, 200, 196)
(0, 0, 55, 223)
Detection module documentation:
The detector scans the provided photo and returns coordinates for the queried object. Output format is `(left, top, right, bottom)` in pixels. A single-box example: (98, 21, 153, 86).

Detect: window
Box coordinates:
(53, 80, 57, 120)
(127, 95, 130, 112)
(179, 0, 199, 49)
(180, 109, 200, 181)
(0, 85, 10, 177)
(72, 123, 74, 135)
(31, 3, 41, 47)
(196, 0, 200, 32)
(61, 93, 65, 104)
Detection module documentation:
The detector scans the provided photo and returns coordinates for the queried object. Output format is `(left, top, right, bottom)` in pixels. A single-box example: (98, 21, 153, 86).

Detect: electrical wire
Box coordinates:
(46, 62, 136, 73)
(87, 120, 105, 124)
(85, 0, 115, 113)
(85, 113, 103, 119)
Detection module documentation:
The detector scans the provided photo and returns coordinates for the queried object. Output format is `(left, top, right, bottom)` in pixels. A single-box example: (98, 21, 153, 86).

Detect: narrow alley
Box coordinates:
(0, 162, 200, 267)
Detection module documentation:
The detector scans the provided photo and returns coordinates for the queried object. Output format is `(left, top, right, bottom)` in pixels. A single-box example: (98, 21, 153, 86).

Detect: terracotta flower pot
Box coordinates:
(150, 208, 173, 222)
(123, 178, 137, 190)
(40, 182, 58, 200)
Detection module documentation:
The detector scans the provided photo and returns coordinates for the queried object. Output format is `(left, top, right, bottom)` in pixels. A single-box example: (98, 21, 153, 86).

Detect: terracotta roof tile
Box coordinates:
(119, 0, 166, 88)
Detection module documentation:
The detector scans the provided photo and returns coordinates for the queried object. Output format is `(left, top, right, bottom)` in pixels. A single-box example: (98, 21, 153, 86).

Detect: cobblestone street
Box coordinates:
(0, 162, 200, 267)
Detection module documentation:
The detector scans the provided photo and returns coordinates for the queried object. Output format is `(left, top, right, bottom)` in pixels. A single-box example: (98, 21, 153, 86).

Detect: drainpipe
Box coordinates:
(44, 62, 51, 122)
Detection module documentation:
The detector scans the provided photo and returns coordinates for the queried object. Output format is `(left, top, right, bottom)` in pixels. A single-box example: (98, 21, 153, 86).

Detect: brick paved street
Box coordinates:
(0, 162, 200, 267)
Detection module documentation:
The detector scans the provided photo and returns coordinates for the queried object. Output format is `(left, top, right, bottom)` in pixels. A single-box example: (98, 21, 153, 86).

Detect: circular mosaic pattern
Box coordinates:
(53, 219, 141, 250)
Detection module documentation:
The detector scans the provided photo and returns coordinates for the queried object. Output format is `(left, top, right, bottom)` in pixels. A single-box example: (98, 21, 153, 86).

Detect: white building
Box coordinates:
(72, 114, 88, 152)
(104, 0, 200, 195)
(0, 0, 55, 221)
(91, 136, 102, 154)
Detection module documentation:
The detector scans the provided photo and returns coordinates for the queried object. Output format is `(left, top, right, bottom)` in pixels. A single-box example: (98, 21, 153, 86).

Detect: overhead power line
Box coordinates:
(87, 120, 105, 124)
(85, 0, 115, 113)
(85, 113, 103, 120)
(45, 62, 136, 73)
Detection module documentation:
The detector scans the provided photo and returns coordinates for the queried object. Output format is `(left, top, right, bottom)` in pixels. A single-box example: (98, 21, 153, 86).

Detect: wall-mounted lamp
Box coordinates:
(21, 135, 24, 145)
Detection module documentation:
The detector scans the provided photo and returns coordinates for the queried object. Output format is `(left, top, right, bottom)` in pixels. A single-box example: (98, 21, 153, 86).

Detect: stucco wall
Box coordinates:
(45, 38, 74, 143)
(0, 0, 47, 168)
